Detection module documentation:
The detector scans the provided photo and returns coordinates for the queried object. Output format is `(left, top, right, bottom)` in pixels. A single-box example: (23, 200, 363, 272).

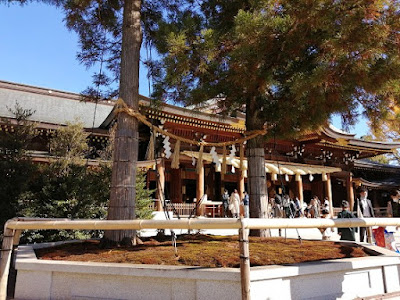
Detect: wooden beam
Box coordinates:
(0, 226, 21, 300)
(296, 176, 304, 207)
(196, 164, 204, 216)
(239, 220, 251, 300)
(347, 173, 355, 211)
(156, 159, 165, 211)
(325, 174, 333, 216)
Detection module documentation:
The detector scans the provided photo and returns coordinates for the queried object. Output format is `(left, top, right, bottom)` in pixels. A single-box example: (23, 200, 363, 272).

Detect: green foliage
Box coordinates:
(368, 154, 391, 165)
(362, 134, 396, 165)
(135, 170, 154, 220)
(15, 122, 153, 243)
(148, 0, 400, 139)
(17, 122, 110, 243)
(0, 103, 38, 239)
(18, 163, 111, 243)
(50, 120, 89, 159)
(0, 116, 154, 243)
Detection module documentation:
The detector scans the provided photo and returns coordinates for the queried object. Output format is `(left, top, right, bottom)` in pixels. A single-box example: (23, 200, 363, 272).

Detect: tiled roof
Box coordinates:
(0, 80, 114, 128)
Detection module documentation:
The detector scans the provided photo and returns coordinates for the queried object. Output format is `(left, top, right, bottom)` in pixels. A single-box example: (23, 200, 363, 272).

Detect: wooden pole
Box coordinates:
(0, 225, 17, 300)
(239, 171, 245, 217)
(196, 164, 204, 216)
(239, 219, 251, 300)
(325, 174, 333, 216)
(347, 173, 355, 211)
(367, 227, 373, 244)
(6, 217, 400, 231)
(156, 159, 165, 211)
(296, 176, 304, 207)
(239, 171, 245, 199)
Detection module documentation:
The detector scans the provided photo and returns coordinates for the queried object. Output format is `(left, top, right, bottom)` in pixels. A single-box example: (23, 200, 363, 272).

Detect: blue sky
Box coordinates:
(0, 2, 369, 137)
(0, 2, 150, 96)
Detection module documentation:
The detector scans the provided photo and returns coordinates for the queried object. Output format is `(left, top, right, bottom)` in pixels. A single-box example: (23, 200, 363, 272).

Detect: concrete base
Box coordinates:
(13, 242, 400, 300)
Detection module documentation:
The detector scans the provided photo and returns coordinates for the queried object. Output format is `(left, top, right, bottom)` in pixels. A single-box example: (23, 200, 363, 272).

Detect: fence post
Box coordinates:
(239, 218, 250, 300)
(0, 222, 17, 300)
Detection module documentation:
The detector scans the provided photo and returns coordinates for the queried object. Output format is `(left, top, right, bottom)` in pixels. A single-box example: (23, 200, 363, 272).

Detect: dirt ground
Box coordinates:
(36, 235, 371, 268)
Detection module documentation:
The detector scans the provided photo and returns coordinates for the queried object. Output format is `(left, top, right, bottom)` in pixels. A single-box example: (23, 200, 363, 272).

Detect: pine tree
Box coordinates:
(147, 0, 400, 236)
(3, 0, 177, 243)
(18, 121, 154, 243)
(0, 103, 37, 239)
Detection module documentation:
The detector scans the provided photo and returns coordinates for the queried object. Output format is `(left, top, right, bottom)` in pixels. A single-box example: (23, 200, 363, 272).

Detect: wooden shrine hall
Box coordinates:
(125, 98, 400, 217)
(1, 80, 400, 217)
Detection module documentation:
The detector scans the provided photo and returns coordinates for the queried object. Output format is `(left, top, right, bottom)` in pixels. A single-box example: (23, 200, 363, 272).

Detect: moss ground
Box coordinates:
(35, 234, 369, 268)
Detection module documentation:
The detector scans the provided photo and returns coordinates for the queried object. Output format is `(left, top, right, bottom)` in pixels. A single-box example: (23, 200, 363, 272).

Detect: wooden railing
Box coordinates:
(165, 202, 196, 216)
(148, 200, 196, 217)
(374, 207, 391, 217)
(150, 202, 391, 218)
(332, 207, 390, 218)
(3, 217, 400, 300)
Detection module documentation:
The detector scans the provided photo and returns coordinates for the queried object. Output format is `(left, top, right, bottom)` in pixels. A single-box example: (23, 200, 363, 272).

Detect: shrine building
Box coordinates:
(1, 80, 400, 217)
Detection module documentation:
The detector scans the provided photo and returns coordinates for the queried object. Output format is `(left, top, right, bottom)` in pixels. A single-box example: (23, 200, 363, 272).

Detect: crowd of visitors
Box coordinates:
(269, 194, 330, 219)
(220, 187, 399, 242)
(268, 187, 400, 241)
(221, 189, 250, 218)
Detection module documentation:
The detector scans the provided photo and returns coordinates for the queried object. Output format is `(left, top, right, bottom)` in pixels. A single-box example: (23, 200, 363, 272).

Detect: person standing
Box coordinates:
(323, 197, 330, 211)
(229, 189, 240, 218)
(354, 187, 375, 242)
(222, 189, 230, 217)
(272, 194, 282, 218)
(242, 191, 249, 218)
(293, 197, 302, 217)
(282, 195, 291, 218)
(319, 209, 332, 240)
(309, 197, 319, 218)
(338, 200, 357, 241)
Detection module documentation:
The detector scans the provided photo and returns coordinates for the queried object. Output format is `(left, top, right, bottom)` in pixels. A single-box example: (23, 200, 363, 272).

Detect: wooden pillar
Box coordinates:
(239, 171, 245, 200)
(146, 170, 150, 189)
(0, 226, 21, 300)
(196, 164, 204, 216)
(387, 201, 393, 218)
(156, 159, 165, 211)
(238, 171, 246, 217)
(347, 173, 355, 211)
(296, 176, 304, 207)
(239, 221, 250, 300)
(325, 174, 333, 216)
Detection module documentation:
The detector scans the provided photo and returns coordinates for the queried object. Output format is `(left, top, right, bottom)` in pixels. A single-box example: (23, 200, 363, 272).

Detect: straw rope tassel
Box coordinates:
(222, 146, 227, 179)
(171, 140, 181, 169)
(146, 133, 155, 161)
(239, 142, 245, 172)
(196, 145, 204, 174)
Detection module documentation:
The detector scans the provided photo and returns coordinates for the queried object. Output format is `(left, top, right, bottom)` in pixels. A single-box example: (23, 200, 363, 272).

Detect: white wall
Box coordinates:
(14, 244, 400, 300)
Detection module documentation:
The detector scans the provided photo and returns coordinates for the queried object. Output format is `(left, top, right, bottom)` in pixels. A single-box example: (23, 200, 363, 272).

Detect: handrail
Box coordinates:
(2, 216, 400, 300)
(3, 217, 400, 231)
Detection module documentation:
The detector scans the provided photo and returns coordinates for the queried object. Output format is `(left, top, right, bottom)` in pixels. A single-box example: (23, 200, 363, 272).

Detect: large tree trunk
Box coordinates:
(246, 96, 270, 237)
(104, 0, 142, 243)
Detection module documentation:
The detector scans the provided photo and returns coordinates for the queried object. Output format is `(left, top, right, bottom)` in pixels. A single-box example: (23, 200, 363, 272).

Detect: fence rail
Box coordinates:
(151, 201, 391, 219)
(149, 200, 196, 216)
(3, 217, 400, 300)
